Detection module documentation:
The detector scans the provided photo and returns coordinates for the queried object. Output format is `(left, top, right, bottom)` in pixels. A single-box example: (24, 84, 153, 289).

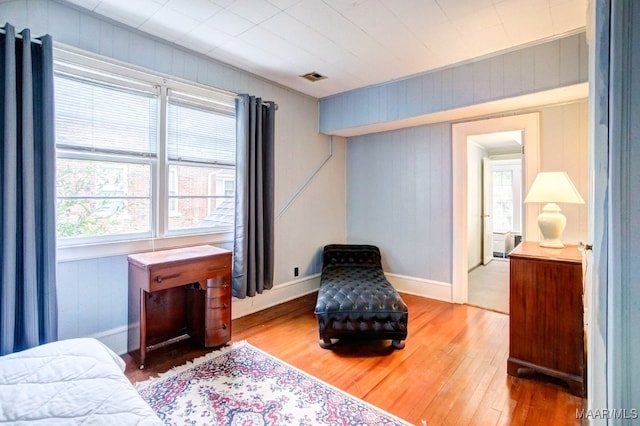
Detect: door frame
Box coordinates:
(451, 113, 540, 303)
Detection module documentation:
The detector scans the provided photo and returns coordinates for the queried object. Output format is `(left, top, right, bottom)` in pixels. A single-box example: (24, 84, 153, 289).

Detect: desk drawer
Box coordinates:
(206, 308, 230, 330)
(206, 275, 231, 289)
(148, 257, 229, 292)
(207, 285, 231, 299)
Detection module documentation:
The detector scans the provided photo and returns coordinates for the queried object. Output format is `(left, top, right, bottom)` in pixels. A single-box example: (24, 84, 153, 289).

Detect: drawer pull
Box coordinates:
(207, 265, 228, 272)
(210, 303, 228, 310)
(155, 273, 181, 283)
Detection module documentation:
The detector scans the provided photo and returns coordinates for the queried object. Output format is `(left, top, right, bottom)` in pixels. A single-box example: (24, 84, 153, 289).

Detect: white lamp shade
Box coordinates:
(524, 172, 584, 204)
(524, 172, 584, 248)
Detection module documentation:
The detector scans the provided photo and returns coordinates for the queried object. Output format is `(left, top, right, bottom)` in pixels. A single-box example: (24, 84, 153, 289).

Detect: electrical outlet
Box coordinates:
(294, 267, 299, 277)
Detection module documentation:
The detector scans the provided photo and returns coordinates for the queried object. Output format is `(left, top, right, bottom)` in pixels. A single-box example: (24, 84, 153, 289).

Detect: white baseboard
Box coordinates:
(90, 325, 129, 356)
(94, 273, 447, 355)
(385, 272, 452, 303)
(231, 274, 321, 319)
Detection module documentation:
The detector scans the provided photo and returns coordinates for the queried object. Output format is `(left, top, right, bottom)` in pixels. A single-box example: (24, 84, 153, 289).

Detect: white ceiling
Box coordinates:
(63, 0, 589, 99)
(469, 130, 522, 155)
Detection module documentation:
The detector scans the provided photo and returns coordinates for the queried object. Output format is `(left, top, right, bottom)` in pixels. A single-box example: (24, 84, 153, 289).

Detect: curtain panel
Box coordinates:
(1, 23, 57, 355)
(233, 94, 275, 298)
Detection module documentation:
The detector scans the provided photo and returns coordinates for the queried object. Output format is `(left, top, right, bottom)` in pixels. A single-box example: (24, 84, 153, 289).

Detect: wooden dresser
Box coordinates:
(508, 242, 586, 397)
(127, 245, 232, 368)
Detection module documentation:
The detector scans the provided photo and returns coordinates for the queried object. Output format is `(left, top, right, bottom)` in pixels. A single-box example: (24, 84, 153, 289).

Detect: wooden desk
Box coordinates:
(127, 245, 232, 368)
(508, 242, 585, 396)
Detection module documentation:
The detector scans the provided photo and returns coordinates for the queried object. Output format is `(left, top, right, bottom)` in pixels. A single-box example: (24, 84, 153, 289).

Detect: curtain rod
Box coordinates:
(0, 27, 43, 45)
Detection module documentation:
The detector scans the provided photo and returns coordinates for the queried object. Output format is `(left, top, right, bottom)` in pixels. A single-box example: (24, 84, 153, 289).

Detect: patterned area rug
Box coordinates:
(136, 341, 411, 426)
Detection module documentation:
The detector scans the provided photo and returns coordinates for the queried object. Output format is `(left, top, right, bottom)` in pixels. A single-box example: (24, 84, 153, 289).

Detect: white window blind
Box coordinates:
(167, 90, 236, 165)
(53, 54, 238, 247)
(55, 72, 158, 243)
(166, 90, 236, 233)
(55, 73, 158, 156)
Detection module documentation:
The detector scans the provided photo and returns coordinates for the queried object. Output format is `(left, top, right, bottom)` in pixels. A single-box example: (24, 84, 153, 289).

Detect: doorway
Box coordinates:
(451, 113, 540, 305)
(466, 132, 523, 313)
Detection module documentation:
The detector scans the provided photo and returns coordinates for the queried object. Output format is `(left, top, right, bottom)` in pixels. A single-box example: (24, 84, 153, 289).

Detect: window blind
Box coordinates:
(55, 74, 158, 156)
(167, 90, 236, 165)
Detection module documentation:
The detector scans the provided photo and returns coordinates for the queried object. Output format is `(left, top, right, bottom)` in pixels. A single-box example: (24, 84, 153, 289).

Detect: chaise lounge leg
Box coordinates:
(319, 338, 333, 349)
(391, 340, 405, 350)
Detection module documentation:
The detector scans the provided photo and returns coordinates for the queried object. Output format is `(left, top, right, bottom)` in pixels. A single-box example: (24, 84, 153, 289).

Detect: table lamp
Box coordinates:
(524, 172, 584, 248)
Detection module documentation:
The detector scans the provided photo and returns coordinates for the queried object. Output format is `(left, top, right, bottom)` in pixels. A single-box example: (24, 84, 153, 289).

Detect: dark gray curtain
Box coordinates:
(233, 94, 275, 298)
(1, 23, 57, 355)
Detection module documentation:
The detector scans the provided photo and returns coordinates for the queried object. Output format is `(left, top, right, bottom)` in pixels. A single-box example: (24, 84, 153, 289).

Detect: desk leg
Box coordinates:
(139, 288, 147, 369)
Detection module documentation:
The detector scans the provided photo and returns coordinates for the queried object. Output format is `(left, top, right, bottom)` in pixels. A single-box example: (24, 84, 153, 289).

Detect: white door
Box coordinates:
(482, 158, 493, 265)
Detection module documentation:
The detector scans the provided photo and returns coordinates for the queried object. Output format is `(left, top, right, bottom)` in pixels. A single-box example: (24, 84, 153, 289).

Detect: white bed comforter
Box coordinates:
(0, 338, 162, 425)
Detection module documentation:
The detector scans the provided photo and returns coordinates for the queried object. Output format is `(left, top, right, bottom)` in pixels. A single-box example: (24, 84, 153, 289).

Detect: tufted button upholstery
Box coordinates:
(314, 244, 408, 348)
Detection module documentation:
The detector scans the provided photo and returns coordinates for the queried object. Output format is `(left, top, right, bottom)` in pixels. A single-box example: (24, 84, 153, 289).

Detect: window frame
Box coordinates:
(54, 48, 237, 262)
(491, 169, 514, 232)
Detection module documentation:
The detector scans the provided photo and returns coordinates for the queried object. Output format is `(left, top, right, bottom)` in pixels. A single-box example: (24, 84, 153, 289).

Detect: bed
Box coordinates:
(0, 338, 162, 425)
(314, 244, 409, 349)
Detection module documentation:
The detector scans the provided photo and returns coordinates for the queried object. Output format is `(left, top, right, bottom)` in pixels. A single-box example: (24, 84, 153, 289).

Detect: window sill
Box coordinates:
(57, 232, 234, 262)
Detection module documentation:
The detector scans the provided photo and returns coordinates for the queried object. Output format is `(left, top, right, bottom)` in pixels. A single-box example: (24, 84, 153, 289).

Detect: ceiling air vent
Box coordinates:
(300, 71, 327, 82)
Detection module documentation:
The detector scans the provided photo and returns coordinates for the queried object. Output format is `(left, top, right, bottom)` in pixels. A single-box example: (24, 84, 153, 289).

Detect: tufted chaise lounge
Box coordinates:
(314, 244, 408, 350)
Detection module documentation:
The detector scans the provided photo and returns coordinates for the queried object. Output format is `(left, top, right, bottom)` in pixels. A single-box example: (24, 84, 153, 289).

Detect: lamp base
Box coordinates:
(537, 203, 566, 248)
(539, 239, 565, 249)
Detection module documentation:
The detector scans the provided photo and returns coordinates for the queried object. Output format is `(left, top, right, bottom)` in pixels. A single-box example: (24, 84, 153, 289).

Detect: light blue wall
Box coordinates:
(56, 240, 232, 344)
(346, 101, 587, 286)
(347, 124, 452, 283)
(320, 32, 588, 135)
(343, 33, 589, 288)
(2, 0, 347, 350)
(57, 255, 128, 341)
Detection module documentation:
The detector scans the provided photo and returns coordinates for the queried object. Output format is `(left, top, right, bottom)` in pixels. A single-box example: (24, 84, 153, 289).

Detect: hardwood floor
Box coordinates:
(124, 293, 585, 426)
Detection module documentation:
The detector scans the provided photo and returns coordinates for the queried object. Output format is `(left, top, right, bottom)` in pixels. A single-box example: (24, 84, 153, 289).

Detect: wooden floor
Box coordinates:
(124, 293, 585, 426)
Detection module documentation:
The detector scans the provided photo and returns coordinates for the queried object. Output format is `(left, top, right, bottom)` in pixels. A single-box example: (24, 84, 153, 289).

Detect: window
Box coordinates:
(166, 91, 236, 233)
(54, 54, 236, 248)
(55, 73, 156, 242)
(492, 170, 514, 232)
(168, 168, 179, 216)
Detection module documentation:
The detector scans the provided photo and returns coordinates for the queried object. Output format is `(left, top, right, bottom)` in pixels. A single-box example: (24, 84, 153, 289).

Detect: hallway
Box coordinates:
(468, 259, 510, 314)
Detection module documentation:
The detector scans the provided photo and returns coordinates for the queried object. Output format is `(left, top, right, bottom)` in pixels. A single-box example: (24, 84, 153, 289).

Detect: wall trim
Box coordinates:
(95, 273, 448, 355)
(385, 273, 452, 303)
(451, 112, 541, 304)
(231, 274, 321, 319)
(586, 0, 609, 418)
(90, 325, 129, 356)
